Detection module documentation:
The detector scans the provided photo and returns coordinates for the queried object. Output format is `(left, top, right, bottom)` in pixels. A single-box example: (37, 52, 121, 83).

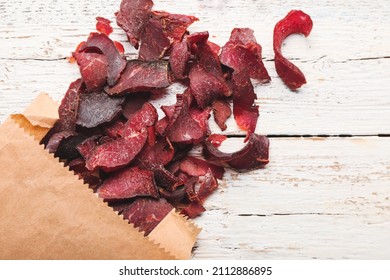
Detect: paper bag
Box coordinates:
(0, 93, 201, 260)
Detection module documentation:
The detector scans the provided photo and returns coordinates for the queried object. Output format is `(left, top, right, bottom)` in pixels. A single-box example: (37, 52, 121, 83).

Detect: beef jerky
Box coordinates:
(139, 17, 171, 60)
(76, 136, 100, 160)
(98, 166, 159, 200)
(196, 169, 218, 202)
(122, 93, 151, 119)
(207, 134, 227, 148)
(220, 28, 270, 82)
(85, 129, 147, 172)
(123, 102, 158, 136)
(54, 134, 87, 161)
(203, 133, 269, 172)
(116, 0, 153, 48)
(105, 60, 170, 96)
(169, 41, 191, 80)
(73, 52, 108, 92)
(180, 202, 205, 218)
(135, 136, 174, 169)
(67, 157, 101, 187)
(158, 185, 187, 204)
(96, 16, 113, 36)
(232, 71, 259, 141)
(179, 156, 225, 180)
(80, 33, 126, 86)
(212, 98, 232, 131)
(273, 10, 313, 90)
(58, 78, 84, 131)
(76, 92, 125, 128)
(153, 165, 184, 191)
(122, 197, 174, 236)
(103, 120, 126, 139)
(45, 130, 75, 154)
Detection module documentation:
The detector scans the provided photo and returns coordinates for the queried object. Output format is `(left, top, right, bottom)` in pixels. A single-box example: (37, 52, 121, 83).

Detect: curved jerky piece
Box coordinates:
(58, 78, 84, 131)
(212, 98, 232, 131)
(189, 63, 230, 108)
(76, 92, 125, 128)
(135, 136, 174, 169)
(80, 33, 127, 86)
(98, 166, 159, 200)
(273, 10, 313, 90)
(73, 52, 108, 92)
(166, 92, 210, 144)
(196, 169, 218, 202)
(139, 17, 171, 60)
(153, 165, 184, 191)
(85, 130, 147, 172)
(96, 16, 113, 36)
(103, 120, 126, 139)
(122, 197, 174, 236)
(122, 92, 151, 119)
(105, 60, 170, 96)
(232, 71, 259, 141)
(116, 0, 153, 49)
(180, 202, 205, 219)
(179, 156, 225, 180)
(169, 41, 191, 80)
(76, 136, 100, 160)
(159, 186, 187, 204)
(220, 28, 270, 82)
(202, 133, 269, 172)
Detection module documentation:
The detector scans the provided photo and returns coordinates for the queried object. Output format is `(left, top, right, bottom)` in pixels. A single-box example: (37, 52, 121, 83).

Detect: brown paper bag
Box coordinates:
(0, 93, 201, 260)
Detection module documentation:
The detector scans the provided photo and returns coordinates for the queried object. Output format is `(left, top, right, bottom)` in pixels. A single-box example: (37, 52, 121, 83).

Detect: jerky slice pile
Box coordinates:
(44, 0, 312, 236)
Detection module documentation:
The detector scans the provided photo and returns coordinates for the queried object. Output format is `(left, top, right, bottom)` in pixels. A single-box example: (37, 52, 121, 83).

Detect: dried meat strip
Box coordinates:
(135, 136, 174, 169)
(179, 156, 225, 180)
(76, 92, 125, 128)
(122, 197, 173, 236)
(203, 133, 270, 172)
(273, 10, 313, 90)
(139, 17, 171, 60)
(98, 166, 159, 200)
(73, 52, 108, 92)
(220, 28, 270, 82)
(122, 93, 151, 119)
(116, 0, 153, 49)
(80, 33, 127, 86)
(212, 98, 232, 131)
(169, 40, 190, 80)
(58, 79, 84, 131)
(207, 134, 227, 148)
(105, 60, 171, 96)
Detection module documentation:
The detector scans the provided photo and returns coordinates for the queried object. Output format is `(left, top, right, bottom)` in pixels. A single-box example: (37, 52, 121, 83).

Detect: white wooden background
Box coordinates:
(1, 0, 389, 259)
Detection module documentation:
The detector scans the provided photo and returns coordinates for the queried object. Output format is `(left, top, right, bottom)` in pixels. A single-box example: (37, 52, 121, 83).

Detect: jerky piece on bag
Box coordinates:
(273, 10, 313, 90)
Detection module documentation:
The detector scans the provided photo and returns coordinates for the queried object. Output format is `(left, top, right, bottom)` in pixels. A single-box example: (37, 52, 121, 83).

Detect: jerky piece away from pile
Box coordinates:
(122, 198, 174, 236)
(105, 60, 171, 96)
(203, 133, 270, 172)
(98, 166, 159, 200)
(273, 10, 313, 90)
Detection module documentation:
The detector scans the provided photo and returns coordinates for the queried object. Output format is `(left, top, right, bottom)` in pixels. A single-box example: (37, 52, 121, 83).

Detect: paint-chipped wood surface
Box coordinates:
(0, 0, 389, 259)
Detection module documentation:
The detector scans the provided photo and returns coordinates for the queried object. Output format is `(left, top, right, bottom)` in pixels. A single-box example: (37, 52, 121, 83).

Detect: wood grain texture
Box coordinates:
(1, 0, 390, 259)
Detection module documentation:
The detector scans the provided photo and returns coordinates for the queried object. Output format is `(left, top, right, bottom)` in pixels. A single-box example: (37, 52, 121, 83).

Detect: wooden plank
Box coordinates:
(192, 137, 390, 259)
(1, 58, 389, 134)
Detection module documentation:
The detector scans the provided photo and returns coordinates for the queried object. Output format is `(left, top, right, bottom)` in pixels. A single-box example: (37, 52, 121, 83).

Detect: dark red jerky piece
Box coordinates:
(96, 16, 113, 36)
(54, 134, 87, 161)
(116, 0, 153, 49)
(135, 136, 174, 169)
(207, 41, 221, 56)
(273, 10, 313, 90)
(46, 130, 75, 154)
(151, 11, 198, 43)
(183, 175, 199, 202)
(207, 134, 227, 148)
(76, 136, 100, 160)
(220, 28, 270, 83)
(98, 166, 159, 200)
(73, 52, 108, 92)
(80, 33, 126, 86)
(169, 41, 190, 80)
(105, 60, 170, 96)
(166, 92, 209, 144)
(58, 79, 84, 131)
(123, 102, 158, 136)
(212, 98, 232, 131)
(103, 120, 126, 138)
(197, 40, 223, 77)
(122, 197, 173, 236)
(67, 157, 101, 187)
(85, 129, 147, 172)
(197, 169, 218, 202)
(139, 17, 171, 60)
(122, 93, 151, 119)
(186, 31, 209, 53)
(203, 133, 270, 172)
(179, 156, 225, 180)
(153, 165, 183, 191)
(180, 202, 205, 219)
(159, 186, 186, 204)
(76, 92, 125, 128)
(155, 116, 169, 136)
(189, 63, 230, 109)
(232, 71, 259, 141)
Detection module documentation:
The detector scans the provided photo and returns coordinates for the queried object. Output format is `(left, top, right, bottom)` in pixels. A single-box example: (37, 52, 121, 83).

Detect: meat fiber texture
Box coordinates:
(44, 0, 313, 236)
